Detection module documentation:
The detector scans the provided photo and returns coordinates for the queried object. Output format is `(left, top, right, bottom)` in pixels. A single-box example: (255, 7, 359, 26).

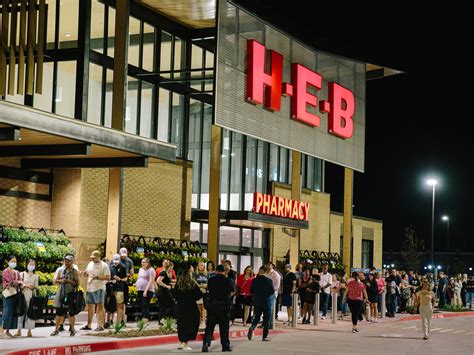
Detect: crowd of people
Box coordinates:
(2, 251, 474, 349)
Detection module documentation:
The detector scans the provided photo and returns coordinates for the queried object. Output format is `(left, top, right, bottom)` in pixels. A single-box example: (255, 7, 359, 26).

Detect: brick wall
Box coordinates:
(0, 158, 51, 228)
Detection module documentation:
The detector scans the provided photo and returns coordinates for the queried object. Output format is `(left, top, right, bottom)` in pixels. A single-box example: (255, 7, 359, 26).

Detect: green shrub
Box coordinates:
(160, 317, 176, 334)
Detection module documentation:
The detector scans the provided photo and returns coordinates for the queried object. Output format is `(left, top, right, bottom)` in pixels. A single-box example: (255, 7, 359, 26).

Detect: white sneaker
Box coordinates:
(321, 316, 326, 320)
(182, 345, 193, 351)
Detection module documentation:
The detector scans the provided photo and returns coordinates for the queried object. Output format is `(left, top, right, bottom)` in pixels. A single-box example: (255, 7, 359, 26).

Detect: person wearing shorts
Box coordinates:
(109, 254, 127, 327)
(282, 264, 297, 325)
(81, 250, 110, 331)
(51, 254, 79, 337)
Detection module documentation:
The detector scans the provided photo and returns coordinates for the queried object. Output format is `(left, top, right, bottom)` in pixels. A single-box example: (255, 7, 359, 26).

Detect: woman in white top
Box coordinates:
(453, 275, 463, 306)
(416, 282, 436, 340)
(15, 259, 39, 338)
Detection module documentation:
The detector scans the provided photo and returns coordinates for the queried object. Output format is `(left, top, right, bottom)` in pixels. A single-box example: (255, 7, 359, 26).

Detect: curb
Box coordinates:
(394, 311, 474, 322)
(6, 329, 285, 355)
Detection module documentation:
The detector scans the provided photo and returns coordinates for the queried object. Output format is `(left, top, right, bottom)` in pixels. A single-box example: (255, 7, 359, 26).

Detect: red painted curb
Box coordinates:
(394, 311, 474, 322)
(6, 329, 285, 355)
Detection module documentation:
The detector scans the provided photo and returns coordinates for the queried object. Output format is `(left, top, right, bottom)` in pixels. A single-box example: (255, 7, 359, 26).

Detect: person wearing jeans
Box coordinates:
(136, 258, 156, 322)
(342, 272, 368, 333)
(319, 264, 332, 319)
(465, 276, 474, 310)
(416, 282, 435, 340)
(248, 266, 274, 341)
(266, 262, 281, 326)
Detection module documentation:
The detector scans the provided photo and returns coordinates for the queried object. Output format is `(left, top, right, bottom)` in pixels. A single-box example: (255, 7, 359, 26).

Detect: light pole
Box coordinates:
(426, 179, 437, 271)
(442, 215, 450, 251)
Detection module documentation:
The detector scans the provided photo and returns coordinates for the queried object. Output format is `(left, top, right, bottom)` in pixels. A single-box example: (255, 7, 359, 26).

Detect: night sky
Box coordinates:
(235, 1, 474, 252)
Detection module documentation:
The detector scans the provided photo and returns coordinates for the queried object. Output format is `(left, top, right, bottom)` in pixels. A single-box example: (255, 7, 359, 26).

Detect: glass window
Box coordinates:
(91, 0, 105, 53)
(229, 132, 242, 210)
(313, 158, 322, 191)
(202, 223, 208, 244)
(242, 229, 252, 247)
(220, 129, 230, 210)
(104, 69, 113, 128)
(191, 44, 203, 91)
(170, 93, 185, 157)
(140, 82, 153, 138)
(55, 61, 76, 117)
(59, 0, 78, 48)
(279, 148, 288, 183)
(244, 137, 257, 210)
(361, 240, 373, 269)
(220, 227, 240, 247)
(157, 88, 170, 142)
(174, 37, 184, 79)
(225, 254, 238, 272)
(204, 50, 214, 92)
(125, 76, 138, 134)
(254, 230, 262, 248)
(143, 23, 155, 71)
(190, 222, 200, 242)
(87, 63, 103, 125)
(253, 256, 263, 272)
(160, 31, 172, 75)
(306, 156, 314, 189)
(128, 17, 140, 67)
(200, 104, 212, 209)
(240, 255, 251, 274)
(269, 144, 278, 182)
(107, 7, 116, 57)
(256, 140, 265, 193)
(188, 100, 201, 208)
(33, 63, 54, 113)
(46, 0, 57, 50)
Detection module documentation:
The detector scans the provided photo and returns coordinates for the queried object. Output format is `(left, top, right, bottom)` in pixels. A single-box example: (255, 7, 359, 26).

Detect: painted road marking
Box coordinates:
(430, 328, 442, 331)
(402, 326, 417, 329)
(439, 329, 454, 333)
(466, 332, 474, 335)
(452, 330, 466, 333)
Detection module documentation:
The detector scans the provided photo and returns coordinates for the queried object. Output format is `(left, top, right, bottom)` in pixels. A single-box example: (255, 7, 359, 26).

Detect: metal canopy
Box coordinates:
(192, 209, 309, 230)
(0, 102, 176, 167)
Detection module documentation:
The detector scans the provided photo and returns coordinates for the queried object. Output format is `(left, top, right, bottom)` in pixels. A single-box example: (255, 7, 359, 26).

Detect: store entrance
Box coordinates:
(218, 251, 263, 275)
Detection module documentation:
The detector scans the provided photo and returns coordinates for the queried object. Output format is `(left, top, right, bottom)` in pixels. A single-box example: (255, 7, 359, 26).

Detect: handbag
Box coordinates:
(2, 286, 18, 299)
(13, 292, 27, 317)
(27, 293, 44, 320)
(69, 289, 85, 316)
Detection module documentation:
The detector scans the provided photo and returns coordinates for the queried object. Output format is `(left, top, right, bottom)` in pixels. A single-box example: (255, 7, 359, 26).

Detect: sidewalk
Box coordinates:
(2, 310, 472, 354)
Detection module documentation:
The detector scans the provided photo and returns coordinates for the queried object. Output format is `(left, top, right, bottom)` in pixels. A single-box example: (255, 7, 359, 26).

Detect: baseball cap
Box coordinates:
(64, 254, 74, 261)
(216, 264, 225, 272)
(112, 253, 121, 261)
(90, 250, 101, 258)
(119, 248, 128, 256)
(285, 264, 292, 270)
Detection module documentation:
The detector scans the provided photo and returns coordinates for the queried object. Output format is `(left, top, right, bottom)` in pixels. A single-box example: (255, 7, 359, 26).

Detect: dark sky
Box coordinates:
(235, 1, 474, 252)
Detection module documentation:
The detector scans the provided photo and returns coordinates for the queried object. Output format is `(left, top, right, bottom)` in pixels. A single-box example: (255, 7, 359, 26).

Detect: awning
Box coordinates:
(192, 209, 309, 229)
(0, 101, 176, 168)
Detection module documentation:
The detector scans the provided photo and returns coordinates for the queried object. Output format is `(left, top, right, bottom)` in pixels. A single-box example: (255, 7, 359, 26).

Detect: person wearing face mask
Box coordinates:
(15, 259, 39, 337)
(107, 254, 127, 328)
(2, 255, 23, 339)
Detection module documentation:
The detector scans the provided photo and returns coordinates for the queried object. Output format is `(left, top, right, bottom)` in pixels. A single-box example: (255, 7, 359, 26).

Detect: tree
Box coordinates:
(401, 226, 424, 273)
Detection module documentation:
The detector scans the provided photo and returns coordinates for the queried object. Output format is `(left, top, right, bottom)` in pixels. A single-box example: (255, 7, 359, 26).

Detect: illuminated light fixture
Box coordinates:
(437, 265, 441, 270)
(65, 33, 71, 38)
(391, 264, 394, 267)
(426, 179, 437, 186)
(428, 265, 432, 269)
(442, 215, 449, 221)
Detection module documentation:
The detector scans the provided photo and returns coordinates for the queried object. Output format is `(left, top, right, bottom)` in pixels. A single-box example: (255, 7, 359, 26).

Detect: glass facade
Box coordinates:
(2, 1, 323, 266)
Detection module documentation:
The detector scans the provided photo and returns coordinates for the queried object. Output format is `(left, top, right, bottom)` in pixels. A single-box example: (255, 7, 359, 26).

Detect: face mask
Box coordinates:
(27, 265, 35, 272)
(9, 262, 17, 269)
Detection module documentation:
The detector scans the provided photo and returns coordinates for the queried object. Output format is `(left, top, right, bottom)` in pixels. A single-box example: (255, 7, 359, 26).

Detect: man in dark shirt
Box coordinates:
(203, 264, 235, 352)
(224, 260, 237, 282)
(248, 265, 274, 342)
(282, 264, 297, 325)
(437, 272, 448, 307)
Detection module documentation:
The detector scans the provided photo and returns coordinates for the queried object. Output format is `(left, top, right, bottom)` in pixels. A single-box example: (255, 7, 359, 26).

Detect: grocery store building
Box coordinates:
(0, 0, 385, 273)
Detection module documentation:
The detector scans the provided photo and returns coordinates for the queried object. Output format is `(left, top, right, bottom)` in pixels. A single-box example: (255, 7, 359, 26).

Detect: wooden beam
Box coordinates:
(17, 0, 27, 95)
(26, 0, 37, 95)
(111, 0, 129, 130)
(343, 167, 353, 276)
(0, 143, 91, 157)
(8, 0, 18, 95)
(105, 167, 123, 260)
(207, 124, 222, 265)
(0, 0, 9, 96)
(0, 127, 20, 141)
(0, 165, 52, 184)
(21, 157, 148, 169)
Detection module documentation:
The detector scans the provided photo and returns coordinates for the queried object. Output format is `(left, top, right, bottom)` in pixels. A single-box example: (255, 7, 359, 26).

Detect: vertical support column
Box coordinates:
(74, 0, 91, 120)
(343, 167, 353, 276)
(106, 168, 123, 260)
(111, 0, 129, 130)
(289, 151, 301, 267)
(106, 0, 128, 259)
(207, 125, 222, 265)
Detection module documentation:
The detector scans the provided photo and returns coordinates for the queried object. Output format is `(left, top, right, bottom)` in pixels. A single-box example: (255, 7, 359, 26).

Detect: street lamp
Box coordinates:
(426, 179, 437, 271)
(442, 215, 450, 251)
